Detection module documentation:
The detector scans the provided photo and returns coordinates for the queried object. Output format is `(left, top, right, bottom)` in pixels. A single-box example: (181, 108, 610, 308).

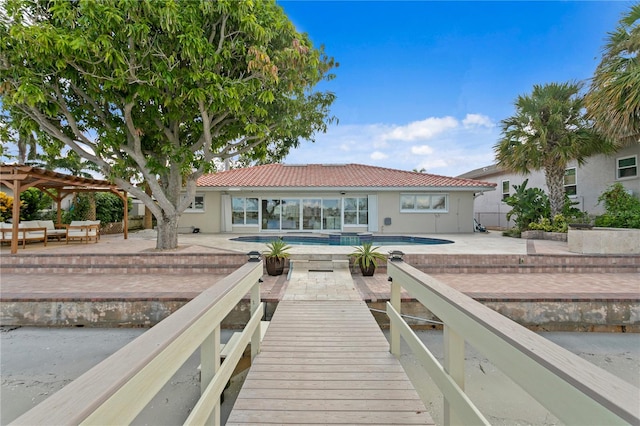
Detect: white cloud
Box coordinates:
(416, 158, 448, 171)
(370, 151, 389, 160)
(283, 113, 500, 177)
(382, 116, 458, 141)
(410, 145, 434, 155)
(462, 113, 494, 128)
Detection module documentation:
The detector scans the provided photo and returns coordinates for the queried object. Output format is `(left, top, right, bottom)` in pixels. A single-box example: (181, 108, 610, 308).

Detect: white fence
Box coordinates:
(11, 260, 264, 426)
(387, 259, 639, 425)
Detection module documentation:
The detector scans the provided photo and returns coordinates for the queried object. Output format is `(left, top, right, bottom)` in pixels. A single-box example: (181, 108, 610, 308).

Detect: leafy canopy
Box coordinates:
(0, 0, 337, 249)
(494, 82, 613, 217)
(586, 3, 640, 147)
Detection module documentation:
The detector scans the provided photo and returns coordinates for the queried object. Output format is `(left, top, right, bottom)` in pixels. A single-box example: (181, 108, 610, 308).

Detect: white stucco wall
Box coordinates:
(467, 146, 640, 229)
(376, 192, 475, 233)
(178, 189, 478, 234)
(177, 191, 221, 233)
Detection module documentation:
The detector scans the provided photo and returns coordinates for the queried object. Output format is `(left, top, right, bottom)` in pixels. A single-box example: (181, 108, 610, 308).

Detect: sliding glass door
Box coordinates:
(302, 199, 322, 230)
(281, 199, 300, 230)
(322, 199, 341, 230)
(261, 197, 343, 231)
(261, 199, 281, 230)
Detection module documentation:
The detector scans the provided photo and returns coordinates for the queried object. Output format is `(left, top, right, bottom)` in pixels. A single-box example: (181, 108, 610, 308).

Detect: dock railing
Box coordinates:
(11, 260, 264, 426)
(387, 258, 640, 426)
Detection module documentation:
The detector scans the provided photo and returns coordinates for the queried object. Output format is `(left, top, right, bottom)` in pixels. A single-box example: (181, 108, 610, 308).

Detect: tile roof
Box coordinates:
(197, 163, 496, 190)
(457, 164, 503, 179)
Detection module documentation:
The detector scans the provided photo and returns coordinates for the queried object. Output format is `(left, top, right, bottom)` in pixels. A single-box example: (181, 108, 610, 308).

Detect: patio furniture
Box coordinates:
(38, 220, 68, 241)
(0, 222, 48, 248)
(66, 220, 100, 244)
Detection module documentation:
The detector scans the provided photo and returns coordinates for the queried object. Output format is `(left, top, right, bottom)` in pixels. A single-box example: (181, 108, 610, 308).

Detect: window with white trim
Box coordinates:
(502, 180, 510, 201)
(186, 194, 205, 212)
(232, 197, 259, 225)
(400, 194, 448, 212)
(617, 155, 637, 179)
(564, 168, 577, 196)
(344, 197, 368, 225)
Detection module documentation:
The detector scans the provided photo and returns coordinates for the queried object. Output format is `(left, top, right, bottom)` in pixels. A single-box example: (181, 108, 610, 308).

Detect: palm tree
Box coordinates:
(494, 82, 614, 218)
(585, 4, 640, 147)
(0, 109, 40, 164)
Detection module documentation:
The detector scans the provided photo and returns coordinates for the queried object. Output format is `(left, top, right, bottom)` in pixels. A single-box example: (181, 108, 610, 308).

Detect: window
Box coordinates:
(564, 168, 577, 196)
(186, 194, 204, 212)
(232, 197, 258, 225)
(344, 197, 368, 225)
(502, 180, 510, 201)
(400, 194, 448, 212)
(617, 155, 637, 179)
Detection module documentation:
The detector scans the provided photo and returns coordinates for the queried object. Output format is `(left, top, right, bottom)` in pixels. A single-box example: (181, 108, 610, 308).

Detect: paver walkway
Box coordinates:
(227, 261, 433, 425)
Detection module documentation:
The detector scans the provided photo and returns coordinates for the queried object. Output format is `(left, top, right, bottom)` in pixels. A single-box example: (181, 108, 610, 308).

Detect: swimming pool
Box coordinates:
(230, 234, 454, 246)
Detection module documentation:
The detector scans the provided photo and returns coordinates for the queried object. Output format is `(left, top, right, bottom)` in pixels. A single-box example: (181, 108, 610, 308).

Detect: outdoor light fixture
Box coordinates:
(247, 251, 261, 262)
(388, 250, 405, 262)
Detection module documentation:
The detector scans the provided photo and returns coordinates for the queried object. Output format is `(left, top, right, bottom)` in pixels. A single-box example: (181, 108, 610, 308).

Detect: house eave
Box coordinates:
(197, 185, 496, 192)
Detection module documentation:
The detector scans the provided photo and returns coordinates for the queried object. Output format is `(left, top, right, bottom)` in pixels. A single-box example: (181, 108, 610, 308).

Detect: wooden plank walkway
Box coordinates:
(227, 262, 433, 425)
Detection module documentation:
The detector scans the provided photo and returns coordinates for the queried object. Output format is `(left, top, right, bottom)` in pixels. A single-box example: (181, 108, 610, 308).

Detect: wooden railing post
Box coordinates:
(200, 325, 221, 426)
(389, 266, 401, 357)
(443, 325, 465, 426)
(250, 279, 261, 360)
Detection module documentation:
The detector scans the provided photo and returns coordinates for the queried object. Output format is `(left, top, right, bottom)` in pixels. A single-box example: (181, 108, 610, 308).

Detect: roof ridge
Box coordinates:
(196, 163, 497, 188)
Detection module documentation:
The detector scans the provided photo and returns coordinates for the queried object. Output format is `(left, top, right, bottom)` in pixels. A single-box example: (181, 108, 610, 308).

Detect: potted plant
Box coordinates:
(349, 242, 387, 276)
(263, 238, 291, 276)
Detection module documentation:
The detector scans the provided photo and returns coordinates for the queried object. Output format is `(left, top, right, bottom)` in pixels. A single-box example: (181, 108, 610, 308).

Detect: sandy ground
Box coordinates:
(0, 327, 245, 425)
(1, 327, 639, 425)
(387, 330, 640, 426)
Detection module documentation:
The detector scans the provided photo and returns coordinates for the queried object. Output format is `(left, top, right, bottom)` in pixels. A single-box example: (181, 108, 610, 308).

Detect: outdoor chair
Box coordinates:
(65, 220, 100, 244)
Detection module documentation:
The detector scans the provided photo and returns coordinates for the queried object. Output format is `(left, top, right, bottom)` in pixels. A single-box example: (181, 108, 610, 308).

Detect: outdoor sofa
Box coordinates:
(0, 221, 48, 248)
(27, 220, 68, 241)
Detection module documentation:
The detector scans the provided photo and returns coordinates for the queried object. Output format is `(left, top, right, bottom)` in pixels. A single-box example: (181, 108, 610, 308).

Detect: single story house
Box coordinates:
(178, 163, 495, 234)
(458, 145, 640, 229)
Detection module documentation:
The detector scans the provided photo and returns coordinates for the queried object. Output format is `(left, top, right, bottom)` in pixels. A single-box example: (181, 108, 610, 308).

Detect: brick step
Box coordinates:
(0, 253, 248, 274)
(1, 253, 637, 274)
(404, 254, 640, 268)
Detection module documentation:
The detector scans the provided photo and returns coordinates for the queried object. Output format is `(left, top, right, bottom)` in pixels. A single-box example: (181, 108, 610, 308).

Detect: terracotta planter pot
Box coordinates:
(265, 257, 286, 276)
(359, 262, 376, 276)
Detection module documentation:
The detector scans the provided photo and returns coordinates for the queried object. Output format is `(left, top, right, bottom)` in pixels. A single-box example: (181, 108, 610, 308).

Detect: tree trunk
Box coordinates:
(545, 164, 566, 218)
(144, 183, 153, 229)
(156, 213, 179, 250)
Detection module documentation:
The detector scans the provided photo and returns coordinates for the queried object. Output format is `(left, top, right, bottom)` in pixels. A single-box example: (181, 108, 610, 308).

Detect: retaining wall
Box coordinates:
(569, 228, 640, 255)
(2, 252, 638, 330)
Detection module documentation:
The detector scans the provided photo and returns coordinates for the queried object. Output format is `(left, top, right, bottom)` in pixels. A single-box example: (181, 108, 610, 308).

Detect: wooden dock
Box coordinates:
(227, 298, 433, 424)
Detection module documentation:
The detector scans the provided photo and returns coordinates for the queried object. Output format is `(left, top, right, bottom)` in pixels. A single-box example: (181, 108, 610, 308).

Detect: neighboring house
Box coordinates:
(178, 163, 495, 234)
(458, 145, 640, 229)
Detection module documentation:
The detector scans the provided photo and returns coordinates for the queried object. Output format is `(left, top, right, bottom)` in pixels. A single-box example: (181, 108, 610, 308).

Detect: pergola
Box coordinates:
(0, 164, 128, 254)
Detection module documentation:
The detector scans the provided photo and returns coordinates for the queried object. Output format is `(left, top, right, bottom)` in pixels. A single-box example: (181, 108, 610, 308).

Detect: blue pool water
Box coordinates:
(231, 234, 453, 246)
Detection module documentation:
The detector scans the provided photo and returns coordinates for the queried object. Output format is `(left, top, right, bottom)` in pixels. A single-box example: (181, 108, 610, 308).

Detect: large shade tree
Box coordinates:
(0, 0, 337, 249)
(494, 82, 614, 218)
(585, 3, 640, 147)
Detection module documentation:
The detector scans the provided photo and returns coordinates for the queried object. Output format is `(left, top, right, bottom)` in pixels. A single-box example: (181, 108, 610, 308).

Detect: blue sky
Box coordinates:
(278, 1, 633, 177)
